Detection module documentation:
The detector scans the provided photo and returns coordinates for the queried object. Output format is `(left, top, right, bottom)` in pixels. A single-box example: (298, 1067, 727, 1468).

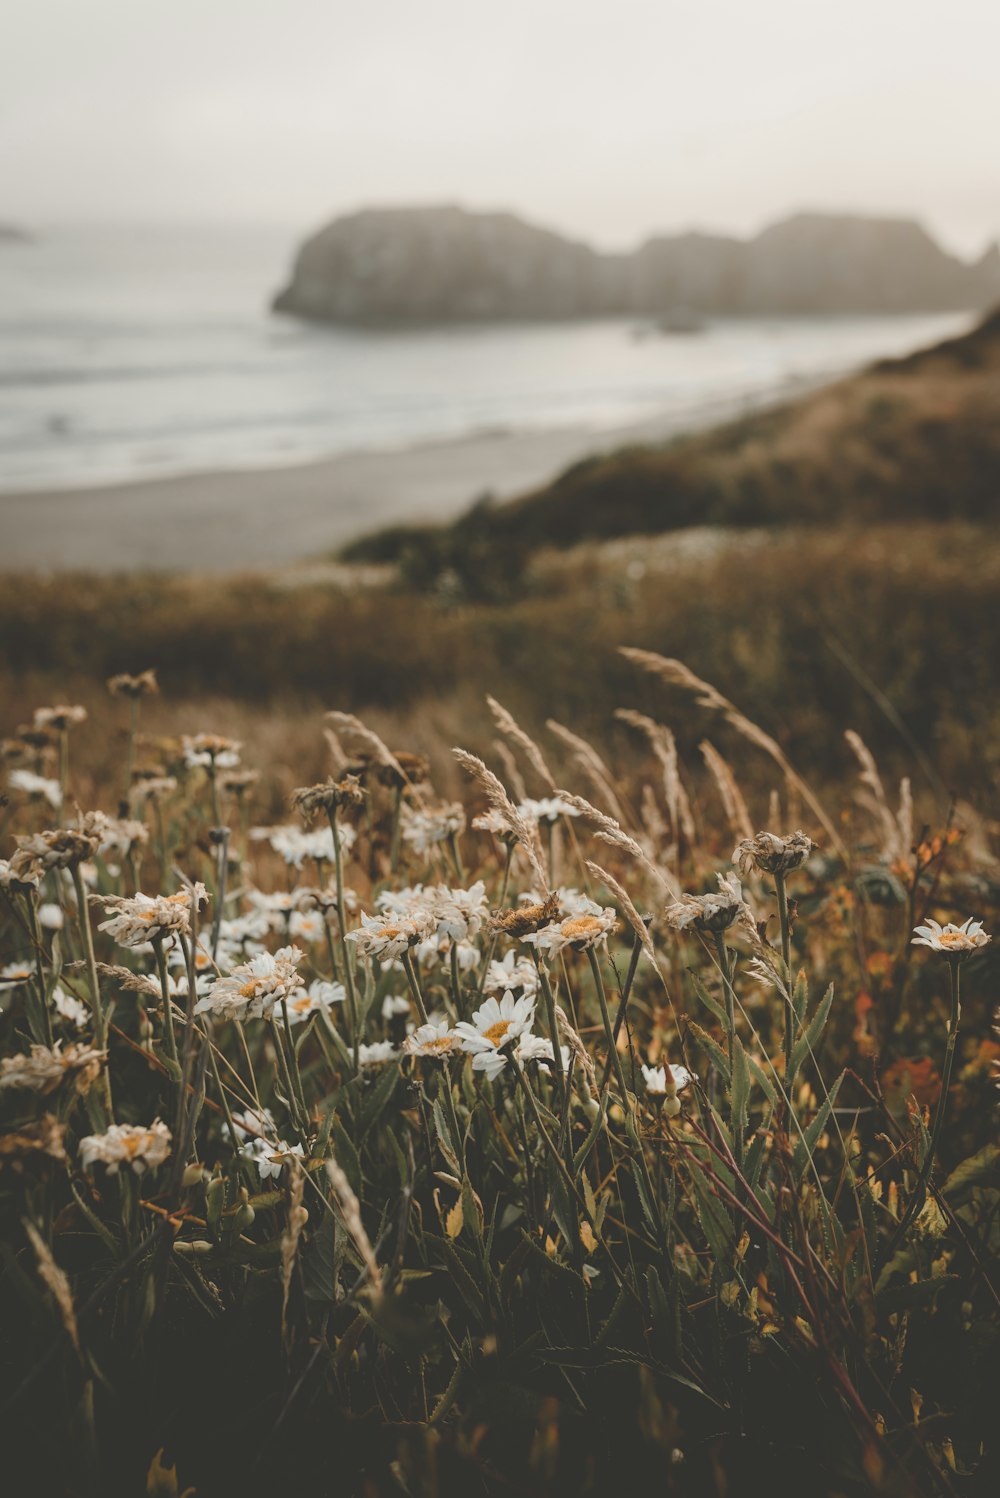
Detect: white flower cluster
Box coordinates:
(194, 946, 304, 1022)
(79, 1120, 171, 1175)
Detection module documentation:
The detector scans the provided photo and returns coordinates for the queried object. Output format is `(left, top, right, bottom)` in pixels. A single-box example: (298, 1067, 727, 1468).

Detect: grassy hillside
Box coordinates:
(343, 309, 1000, 588)
(3, 522, 1000, 817)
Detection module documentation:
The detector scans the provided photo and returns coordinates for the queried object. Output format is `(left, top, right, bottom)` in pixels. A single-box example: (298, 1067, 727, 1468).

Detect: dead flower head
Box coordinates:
(491, 893, 561, 939)
(291, 774, 366, 819)
(33, 704, 88, 732)
(733, 831, 817, 878)
(664, 872, 745, 934)
(11, 827, 101, 879)
(0, 1042, 106, 1097)
(106, 669, 159, 699)
(0, 1115, 67, 1171)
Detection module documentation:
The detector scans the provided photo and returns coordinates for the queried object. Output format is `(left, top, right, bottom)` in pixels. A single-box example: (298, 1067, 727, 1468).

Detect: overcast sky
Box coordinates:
(3, 0, 998, 255)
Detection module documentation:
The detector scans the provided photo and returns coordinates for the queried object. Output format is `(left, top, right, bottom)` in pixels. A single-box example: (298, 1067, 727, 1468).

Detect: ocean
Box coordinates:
(0, 224, 974, 495)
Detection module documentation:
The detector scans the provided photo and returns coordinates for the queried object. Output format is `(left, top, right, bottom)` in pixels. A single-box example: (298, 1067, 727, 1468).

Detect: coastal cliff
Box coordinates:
(273, 205, 1000, 324)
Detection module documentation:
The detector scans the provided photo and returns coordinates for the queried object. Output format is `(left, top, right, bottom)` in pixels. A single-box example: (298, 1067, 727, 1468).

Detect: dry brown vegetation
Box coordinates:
(3, 521, 1000, 822)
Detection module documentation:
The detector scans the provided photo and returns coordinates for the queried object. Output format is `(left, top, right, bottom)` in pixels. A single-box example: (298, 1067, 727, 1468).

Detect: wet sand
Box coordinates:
(1, 380, 812, 572)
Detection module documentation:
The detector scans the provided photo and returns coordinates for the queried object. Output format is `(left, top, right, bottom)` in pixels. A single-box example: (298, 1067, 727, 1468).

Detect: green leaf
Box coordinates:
(358, 1060, 401, 1142)
(943, 1145, 1000, 1201)
(792, 1070, 845, 1178)
(431, 1098, 460, 1173)
(789, 982, 835, 1081)
(746, 1053, 779, 1108)
(688, 969, 728, 1027)
(572, 1095, 607, 1178)
(688, 1022, 731, 1086)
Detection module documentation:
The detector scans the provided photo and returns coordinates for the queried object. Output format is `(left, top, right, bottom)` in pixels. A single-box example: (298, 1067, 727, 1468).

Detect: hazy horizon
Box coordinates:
(4, 0, 1000, 258)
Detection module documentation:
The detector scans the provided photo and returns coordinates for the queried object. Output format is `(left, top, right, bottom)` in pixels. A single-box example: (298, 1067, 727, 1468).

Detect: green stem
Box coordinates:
(588, 946, 629, 1108)
(153, 938, 177, 1065)
(327, 811, 360, 1068)
(25, 895, 53, 1047)
(402, 950, 430, 1026)
(537, 963, 567, 1117)
(72, 863, 111, 1116)
(775, 871, 794, 1089)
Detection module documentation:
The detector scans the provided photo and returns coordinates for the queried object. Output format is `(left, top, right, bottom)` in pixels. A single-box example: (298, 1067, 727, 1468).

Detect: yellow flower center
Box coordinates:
(938, 930, 968, 948)
(424, 1036, 454, 1053)
(122, 1134, 146, 1159)
(561, 916, 602, 941)
(483, 1020, 512, 1046)
(239, 980, 262, 999)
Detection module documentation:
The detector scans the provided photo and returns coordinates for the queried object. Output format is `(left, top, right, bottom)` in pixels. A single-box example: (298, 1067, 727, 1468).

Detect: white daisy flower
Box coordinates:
(79, 1119, 171, 1175)
(382, 993, 412, 1021)
(401, 803, 466, 856)
(284, 979, 346, 1025)
(483, 950, 539, 998)
(289, 908, 326, 944)
(38, 903, 64, 931)
(51, 985, 90, 1030)
(514, 1033, 571, 1076)
(517, 797, 581, 825)
(357, 1040, 398, 1067)
(403, 1020, 458, 1058)
(0, 960, 33, 989)
(523, 908, 618, 957)
(346, 909, 435, 961)
(181, 733, 242, 770)
(7, 768, 62, 809)
(193, 945, 303, 1023)
(912, 916, 991, 958)
(641, 1061, 695, 1118)
(454, 990, 536, 1080)
(0, 1041, 105, 1095)
(431, 881, 489, 942)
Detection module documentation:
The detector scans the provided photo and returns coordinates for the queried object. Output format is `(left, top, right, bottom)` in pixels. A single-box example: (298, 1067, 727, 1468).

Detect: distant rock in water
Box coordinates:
(273, 205, 1000, 325)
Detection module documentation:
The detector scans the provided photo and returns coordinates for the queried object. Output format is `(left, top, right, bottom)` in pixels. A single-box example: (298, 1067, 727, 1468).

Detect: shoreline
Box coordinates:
(2, 374, 825, 573)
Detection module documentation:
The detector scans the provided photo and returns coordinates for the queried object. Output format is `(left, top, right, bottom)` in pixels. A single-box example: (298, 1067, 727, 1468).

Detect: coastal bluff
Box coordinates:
(273, 204, 1000, 325)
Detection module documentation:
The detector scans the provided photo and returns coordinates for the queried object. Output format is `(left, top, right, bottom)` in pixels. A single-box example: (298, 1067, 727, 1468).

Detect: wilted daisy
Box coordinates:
(517, 796, 581, 825)
(403, 1019, 458, 1058)
(7, 768, 62, 809)
(194, 945, 304, 1022)
(430, 881, 490, 942)
(11, 827, 100, 877)
(34, 704, 87, 732)
(664, 873, 744, 934)
(454, 991, 536, 1080)
(290, 774, 366, 818)
(912, 917, 991, 959)
(401, 803, 466, 856)
(473, 807, 521, 847)
(0, 856, 40, 893)
(357, 1040, 398, 1067)
(0, 1042, 105, 1096)
(98, 885, 208, 947)
(347, 909, 435, 962)
(106, 669, 158, 699)
(182, 733, 242, 770)
(641, 1061, 695, 1118)
(483, 950, 539, 998)
(82, 811, 149, 859)
(284, 979, 346, 1024)
(733, 831, 817, 877)
(79, 1120, 171, 1175)
(523, 907, 619, 957)
(414, 933, 480, 972)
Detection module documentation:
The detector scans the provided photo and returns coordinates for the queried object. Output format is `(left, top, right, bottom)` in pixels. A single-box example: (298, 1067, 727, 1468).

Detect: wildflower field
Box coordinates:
(1, 654, 998, 1498)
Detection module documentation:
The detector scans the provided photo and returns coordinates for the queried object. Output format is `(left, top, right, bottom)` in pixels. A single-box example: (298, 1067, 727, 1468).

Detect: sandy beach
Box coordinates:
(2, 381, 822, 573)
